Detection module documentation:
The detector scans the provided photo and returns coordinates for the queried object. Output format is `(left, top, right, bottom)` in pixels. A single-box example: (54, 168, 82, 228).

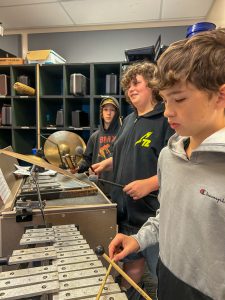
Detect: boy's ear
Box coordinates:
(217, 84, 225, 108)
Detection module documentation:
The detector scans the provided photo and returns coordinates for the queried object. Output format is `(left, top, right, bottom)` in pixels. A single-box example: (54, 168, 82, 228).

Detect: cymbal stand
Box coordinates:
(30, 164, 47, 227)
(63, 154, 77, 172)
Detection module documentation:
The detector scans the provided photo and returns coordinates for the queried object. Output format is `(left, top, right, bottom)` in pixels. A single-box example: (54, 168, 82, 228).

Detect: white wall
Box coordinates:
(207, 0, 225, 27)
(0, 35, 21, 57)
(28, 26, 187, 63)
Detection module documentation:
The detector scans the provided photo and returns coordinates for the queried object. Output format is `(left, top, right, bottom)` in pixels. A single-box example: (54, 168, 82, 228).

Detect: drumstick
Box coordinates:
(95, 246, 152, 300)
(95, 259, 114, 300)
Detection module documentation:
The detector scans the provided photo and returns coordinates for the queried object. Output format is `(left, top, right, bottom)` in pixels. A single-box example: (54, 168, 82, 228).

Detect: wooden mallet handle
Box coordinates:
(95, 246, 152, 300)
(95, 259, 113, 300)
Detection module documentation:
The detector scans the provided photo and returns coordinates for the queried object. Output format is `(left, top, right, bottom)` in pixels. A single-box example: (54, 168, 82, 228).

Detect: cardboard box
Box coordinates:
(26, 49, 66, 64)
(0, 58, 24, 65)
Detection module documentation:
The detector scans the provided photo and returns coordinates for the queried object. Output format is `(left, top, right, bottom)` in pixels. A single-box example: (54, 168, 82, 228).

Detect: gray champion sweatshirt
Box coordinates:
(133, 128, 225, 300)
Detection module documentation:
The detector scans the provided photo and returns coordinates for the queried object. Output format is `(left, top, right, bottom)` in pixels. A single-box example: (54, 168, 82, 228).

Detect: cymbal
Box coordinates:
(0, 149, 84, 183)
(27, 155, 46, 164)
(43, 131, 86, 167)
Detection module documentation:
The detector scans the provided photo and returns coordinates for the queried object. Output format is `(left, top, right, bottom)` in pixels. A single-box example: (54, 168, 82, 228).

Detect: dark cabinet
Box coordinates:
(0, 62, 131, 154)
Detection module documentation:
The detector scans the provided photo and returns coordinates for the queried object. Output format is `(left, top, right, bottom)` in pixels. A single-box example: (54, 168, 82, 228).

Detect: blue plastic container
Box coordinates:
(186, 22, 216, 38)
(32, 148, 37, 155)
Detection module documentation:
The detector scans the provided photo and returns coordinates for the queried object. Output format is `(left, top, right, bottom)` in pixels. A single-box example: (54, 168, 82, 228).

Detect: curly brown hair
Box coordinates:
(157, 28, 225, 94)
(121, 62, 162, 104)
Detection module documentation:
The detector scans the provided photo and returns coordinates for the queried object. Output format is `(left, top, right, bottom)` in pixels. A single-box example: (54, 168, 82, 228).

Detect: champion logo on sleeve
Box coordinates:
(200, 188, 225, 205)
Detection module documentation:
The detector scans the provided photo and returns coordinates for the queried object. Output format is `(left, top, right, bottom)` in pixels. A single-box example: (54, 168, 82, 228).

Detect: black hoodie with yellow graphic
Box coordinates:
(112, 101, 174, 228)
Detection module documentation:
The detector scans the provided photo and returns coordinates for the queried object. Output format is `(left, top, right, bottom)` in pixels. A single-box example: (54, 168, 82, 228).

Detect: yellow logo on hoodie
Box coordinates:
(135, 132, 153, 147)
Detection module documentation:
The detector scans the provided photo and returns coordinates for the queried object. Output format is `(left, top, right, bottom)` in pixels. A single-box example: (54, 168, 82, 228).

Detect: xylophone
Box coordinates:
(0, 224, 128, 300)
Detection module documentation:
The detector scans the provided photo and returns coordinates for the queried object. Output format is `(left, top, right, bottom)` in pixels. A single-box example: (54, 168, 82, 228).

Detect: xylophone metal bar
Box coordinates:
(0, 233, 59, 299)
(0, 224, 128, 300)
(50, 225, 128, 299)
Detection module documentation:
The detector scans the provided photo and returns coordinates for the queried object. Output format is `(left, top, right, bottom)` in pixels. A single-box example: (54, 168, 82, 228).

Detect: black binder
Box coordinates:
(72, 110, 89, 128)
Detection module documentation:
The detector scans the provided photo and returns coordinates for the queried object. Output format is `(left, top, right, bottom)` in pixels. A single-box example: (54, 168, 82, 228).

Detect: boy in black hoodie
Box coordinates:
(77, 97, 121, 197)
(92, 62, 173, 297)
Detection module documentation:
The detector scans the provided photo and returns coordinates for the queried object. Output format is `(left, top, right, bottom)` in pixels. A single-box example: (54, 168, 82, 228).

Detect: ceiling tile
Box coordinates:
(0, 0, 216, 32)
(0, 0, 56, 6)
(0, 3, 74, 29)
(161, 0, 214, 19)
(62, 0, 161, 25)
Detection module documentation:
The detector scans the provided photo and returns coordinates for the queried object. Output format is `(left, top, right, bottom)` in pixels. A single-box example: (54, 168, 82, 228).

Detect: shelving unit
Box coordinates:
(0, 62, 132, 154)
(0, 64, 37, 154)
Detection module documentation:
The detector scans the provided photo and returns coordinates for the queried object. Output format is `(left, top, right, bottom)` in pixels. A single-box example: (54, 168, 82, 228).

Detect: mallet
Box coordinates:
(95, 257, 114, 300)
(89, 175, 158, 198)
(95, 245, 152, 300)
(89, 174, 124, 188)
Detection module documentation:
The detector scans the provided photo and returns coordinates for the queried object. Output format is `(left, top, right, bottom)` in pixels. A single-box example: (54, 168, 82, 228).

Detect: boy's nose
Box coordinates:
(128, 84, 135, 93)
(106, 110, 113, 115)
(164, 104, 176, 118)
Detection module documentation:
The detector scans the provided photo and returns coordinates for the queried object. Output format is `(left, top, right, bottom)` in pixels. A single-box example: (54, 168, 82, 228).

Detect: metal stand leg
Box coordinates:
(30, 165, 47, 227)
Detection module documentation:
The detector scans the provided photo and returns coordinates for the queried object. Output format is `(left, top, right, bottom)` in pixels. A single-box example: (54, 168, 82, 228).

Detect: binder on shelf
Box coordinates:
(70, 73, 87, 96)
(56, 109, 64, 127)
(72, 110, 89, 128)
(1, 104, 12, 125)
(106, 73, 117, 94)
(17, 75, 30, 86)
(8, 106, 12, 125)
(1, 105, 6, 125)
(0, 74, 9, 96)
